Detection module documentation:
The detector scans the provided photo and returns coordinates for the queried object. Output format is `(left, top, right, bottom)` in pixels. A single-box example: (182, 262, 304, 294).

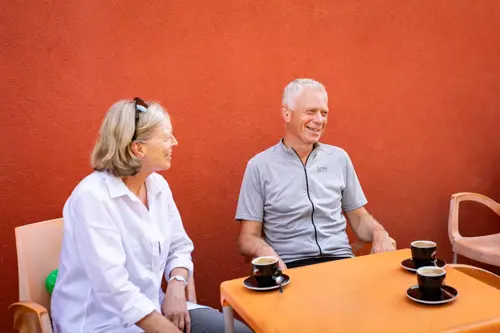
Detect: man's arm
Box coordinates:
(345, 207, 394, 253)
(238, 220, 287, 269)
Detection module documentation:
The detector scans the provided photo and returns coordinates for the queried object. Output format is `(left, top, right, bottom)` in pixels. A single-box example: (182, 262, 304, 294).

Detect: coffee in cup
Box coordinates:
(251, 256, 282, 287)
(417, 266, 446, 300)
(411, 240, 437, 268)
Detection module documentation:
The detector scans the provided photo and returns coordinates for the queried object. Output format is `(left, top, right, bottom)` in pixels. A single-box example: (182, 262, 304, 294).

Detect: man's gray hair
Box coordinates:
(282, 78, 328, 109)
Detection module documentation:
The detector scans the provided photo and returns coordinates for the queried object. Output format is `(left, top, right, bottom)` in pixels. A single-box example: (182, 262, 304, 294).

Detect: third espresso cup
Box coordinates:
(417, 266, 446, 300)
(411, 240, 437, 268)
(251, 256, 282, 287)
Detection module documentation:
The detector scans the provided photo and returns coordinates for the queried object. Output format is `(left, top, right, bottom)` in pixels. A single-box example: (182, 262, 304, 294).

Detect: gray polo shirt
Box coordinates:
(235, 140, 368, 263)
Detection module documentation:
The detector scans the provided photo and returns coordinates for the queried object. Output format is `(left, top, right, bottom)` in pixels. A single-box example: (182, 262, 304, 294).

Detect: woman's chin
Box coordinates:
(150, 162, 171, 172)
(162, 161, 172, 170)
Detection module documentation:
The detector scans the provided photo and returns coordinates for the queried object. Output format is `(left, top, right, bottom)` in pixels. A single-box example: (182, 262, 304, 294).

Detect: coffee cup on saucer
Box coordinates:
(251, 256, 283, 288)
(411, 240, 437, 269)
(416, 266, 446, 300)
(406, 265, 458, 305)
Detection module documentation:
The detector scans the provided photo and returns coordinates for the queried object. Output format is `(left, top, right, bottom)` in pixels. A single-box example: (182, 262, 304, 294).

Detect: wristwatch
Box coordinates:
(168, 275, 188, 286)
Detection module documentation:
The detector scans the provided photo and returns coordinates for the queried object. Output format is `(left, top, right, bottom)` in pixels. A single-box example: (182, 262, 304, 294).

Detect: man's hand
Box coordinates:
(346, 207, 394, 254)
(239, 220, 288, 270)
(163, 281, 190, 333)
(278, 259, 288, 271)
(371, 232, 395, 254)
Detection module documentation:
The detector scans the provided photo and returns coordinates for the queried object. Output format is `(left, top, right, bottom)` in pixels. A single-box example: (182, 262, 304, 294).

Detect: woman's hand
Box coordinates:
(162, 281, 190, 333)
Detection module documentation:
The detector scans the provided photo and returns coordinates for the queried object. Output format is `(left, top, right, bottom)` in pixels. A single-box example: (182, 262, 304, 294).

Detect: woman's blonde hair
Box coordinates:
(91, 99, 170, 177)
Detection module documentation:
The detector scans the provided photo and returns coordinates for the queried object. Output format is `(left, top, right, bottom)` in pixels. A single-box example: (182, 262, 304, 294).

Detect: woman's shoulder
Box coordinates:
(68, 171, 113, 201)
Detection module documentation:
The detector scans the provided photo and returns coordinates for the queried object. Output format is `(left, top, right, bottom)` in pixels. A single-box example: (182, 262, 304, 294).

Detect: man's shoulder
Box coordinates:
(318, 143, 349, 159)
(247, 142, 281, 166)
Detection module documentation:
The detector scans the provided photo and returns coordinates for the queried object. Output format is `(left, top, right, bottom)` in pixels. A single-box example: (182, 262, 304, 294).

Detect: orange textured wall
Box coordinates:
(1, 1, 500, 331)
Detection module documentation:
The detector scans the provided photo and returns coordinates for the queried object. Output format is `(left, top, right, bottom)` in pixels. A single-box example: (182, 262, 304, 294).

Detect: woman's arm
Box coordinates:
(137, 311, 181, 333)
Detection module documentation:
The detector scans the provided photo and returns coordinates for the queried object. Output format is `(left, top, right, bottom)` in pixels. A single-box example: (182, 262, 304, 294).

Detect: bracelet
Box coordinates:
(168, 275, 187, 286)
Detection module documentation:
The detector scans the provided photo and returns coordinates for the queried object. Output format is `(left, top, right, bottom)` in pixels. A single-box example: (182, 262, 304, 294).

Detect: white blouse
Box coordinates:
(51, 171, 195, 333)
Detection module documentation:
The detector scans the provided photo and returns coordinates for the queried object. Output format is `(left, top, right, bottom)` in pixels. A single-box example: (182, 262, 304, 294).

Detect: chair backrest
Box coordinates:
(448, 192, 500, 241)
(15, 218, 64, 312)
(448, 264, 500, 290)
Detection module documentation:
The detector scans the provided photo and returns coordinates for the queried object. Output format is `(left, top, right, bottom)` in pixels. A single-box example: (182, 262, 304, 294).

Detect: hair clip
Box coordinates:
(133, 97, 148, 113)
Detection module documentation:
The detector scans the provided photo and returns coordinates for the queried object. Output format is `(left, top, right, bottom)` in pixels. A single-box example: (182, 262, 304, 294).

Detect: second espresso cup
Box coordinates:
(411, 240, 437, 268)
(417, 266, 446, 300)
(251, 256, 282, 287)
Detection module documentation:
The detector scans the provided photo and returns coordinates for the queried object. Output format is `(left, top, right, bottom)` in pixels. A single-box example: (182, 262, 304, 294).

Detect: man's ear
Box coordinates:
(281, 105, 291, 123)
(130, 141, 145, 157)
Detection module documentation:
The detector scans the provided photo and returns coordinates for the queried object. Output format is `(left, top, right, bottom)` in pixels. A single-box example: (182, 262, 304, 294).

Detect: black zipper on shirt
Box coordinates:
(292, 148, 323, 257)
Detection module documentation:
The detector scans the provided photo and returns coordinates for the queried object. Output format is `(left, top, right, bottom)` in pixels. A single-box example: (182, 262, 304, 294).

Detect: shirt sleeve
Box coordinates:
(235, 159, 264, 222)
(341, 151, 368, 212)
(164, 193, 194, 279)
(70, 191, 157, 328)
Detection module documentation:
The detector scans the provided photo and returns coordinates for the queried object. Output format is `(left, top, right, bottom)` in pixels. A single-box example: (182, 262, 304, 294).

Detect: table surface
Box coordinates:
(220, 249, 500, 333)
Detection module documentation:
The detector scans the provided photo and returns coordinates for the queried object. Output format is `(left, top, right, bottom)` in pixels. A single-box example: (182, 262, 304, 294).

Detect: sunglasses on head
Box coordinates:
(132, 97, 148, 141)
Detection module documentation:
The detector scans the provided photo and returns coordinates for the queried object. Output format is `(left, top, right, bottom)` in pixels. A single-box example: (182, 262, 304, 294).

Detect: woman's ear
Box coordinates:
(130, 141, 145, 157)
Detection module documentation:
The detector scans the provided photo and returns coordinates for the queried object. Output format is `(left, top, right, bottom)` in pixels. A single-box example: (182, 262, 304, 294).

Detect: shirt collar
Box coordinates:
(145, 173, 168, 197)
(101, 172, 129, 198)
(277, 138, 323, 155)
(101, 171, 166, 199)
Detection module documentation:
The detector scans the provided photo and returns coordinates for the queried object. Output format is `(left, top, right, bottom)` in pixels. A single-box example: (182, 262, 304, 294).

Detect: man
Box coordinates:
(235, 78, 394, 270)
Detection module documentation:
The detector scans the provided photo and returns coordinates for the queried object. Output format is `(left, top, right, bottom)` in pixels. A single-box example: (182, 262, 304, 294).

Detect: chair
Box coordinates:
(441, 317, 500, 333)
(10, 218, 197, 333)
(448, 192, 500, 266)
(10, 218, 63, 333)
(439, 264, 500, 333)
(447, 263, 500, 290)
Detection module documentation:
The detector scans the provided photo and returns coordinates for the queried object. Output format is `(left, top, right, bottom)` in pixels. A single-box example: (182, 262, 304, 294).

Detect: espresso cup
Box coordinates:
(417, 266, 446, 300)
(251, 256, 282, 287)
(411, 240, 437, 268)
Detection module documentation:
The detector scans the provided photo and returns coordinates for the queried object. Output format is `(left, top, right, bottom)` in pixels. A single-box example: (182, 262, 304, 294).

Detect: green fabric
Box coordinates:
(45, 268, 58, 295)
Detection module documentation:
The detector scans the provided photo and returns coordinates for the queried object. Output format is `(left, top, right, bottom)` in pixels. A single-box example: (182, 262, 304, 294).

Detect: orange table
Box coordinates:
(220, 249, 500, 333)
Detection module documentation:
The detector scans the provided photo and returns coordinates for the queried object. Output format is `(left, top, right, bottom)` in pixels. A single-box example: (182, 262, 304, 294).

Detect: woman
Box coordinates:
(51, 98, 251, 333)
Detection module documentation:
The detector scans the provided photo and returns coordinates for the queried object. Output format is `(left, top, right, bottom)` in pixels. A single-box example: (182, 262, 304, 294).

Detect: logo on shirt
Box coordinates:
(317, 166, 328, 173)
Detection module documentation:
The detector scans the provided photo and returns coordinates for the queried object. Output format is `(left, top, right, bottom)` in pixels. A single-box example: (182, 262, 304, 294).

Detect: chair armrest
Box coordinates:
(447, 264, 500, 290)
(351, 240, 371, 256)
(441, 317, 500, 333)
(9, 301, 53, 333)
(448, 192, 500, 242)
(351, 237, 397, 256)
